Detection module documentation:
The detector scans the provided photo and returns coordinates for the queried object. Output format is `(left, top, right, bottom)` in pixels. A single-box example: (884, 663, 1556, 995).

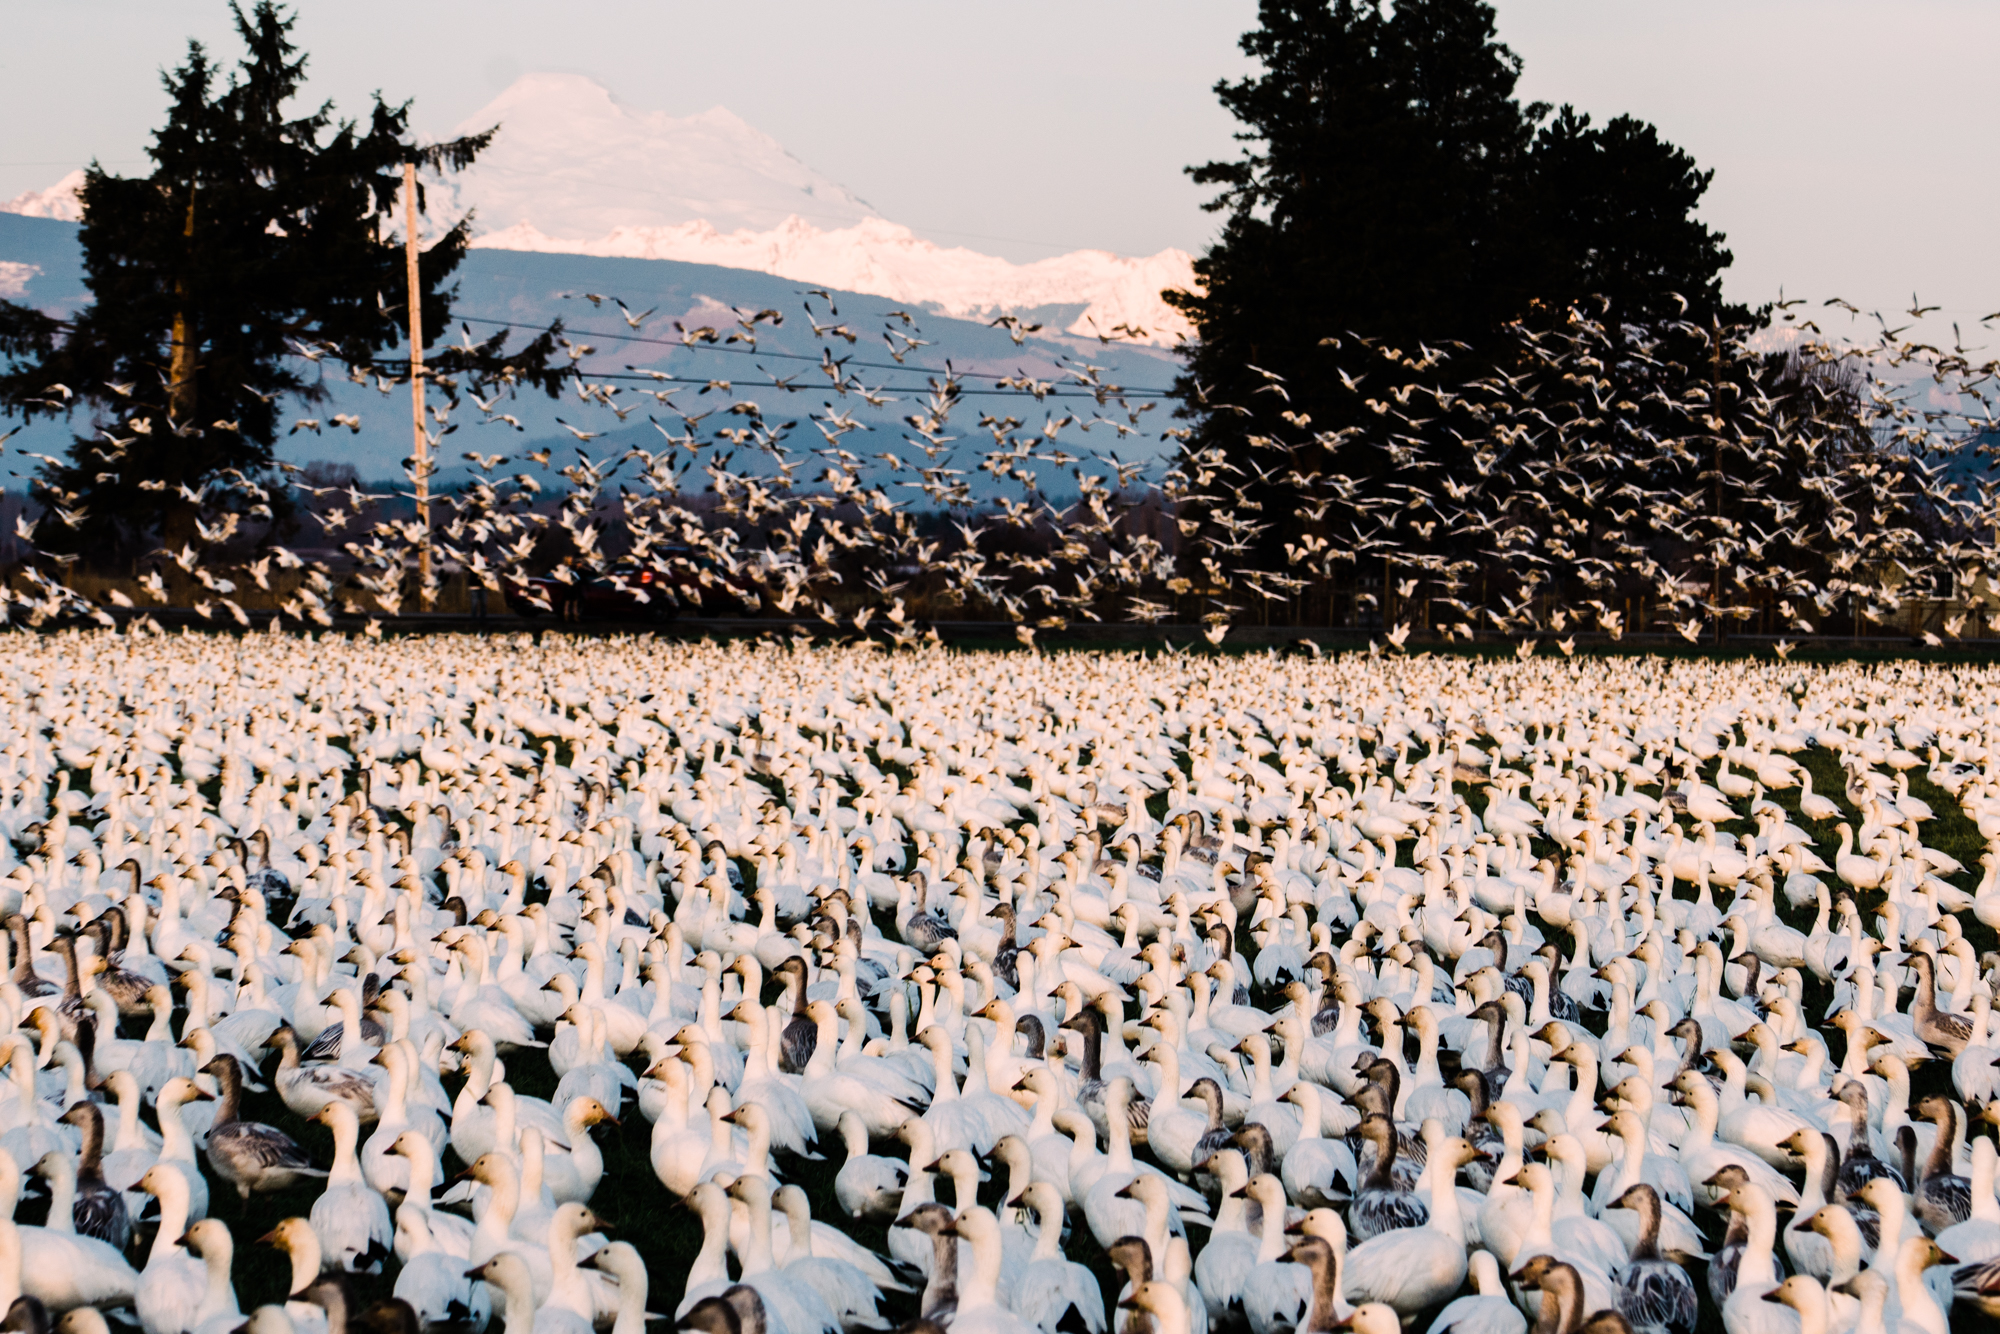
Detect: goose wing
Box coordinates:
(218, 1121, 319, 1171)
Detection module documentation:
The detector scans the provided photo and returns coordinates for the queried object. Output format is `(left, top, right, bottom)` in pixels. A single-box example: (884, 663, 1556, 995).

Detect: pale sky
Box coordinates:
(3, 1, 1996, 328)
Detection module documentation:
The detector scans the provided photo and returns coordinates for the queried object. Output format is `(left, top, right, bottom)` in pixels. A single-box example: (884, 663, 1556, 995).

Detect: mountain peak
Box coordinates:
(3, 74, 1196, 346)
(441, 74, 1194, 344)
(2, 169, 85, 222)
(436, 73, 878, 238)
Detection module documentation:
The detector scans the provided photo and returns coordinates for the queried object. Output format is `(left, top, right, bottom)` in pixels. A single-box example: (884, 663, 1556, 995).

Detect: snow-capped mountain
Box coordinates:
(436, 74, 881, 238)
(443, 75, 1195, 345)
(2, 170, 85, 222)
(477, 214, 1195, 344)
(1, 74, 1197, 345)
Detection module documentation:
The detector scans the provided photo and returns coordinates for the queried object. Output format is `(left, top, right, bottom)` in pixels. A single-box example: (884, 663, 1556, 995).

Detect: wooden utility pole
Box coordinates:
(404, 161, 433, 610)
(1710, 324, 1724, 646)
(168, 186, 198, 423)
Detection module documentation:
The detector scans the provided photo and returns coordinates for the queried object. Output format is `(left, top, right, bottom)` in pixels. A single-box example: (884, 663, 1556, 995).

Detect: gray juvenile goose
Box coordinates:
(202, 1054, 327, 1199)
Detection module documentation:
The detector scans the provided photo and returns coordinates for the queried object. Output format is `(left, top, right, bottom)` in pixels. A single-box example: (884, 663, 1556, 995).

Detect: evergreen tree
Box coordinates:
(0, 1, 559, 563)
(1163, 0, 1737, 619)
(1522, 106, 1735, 323)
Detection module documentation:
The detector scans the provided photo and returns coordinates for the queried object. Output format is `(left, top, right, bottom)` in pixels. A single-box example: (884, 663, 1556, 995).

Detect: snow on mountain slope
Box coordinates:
(2, 170, 85, 221)
(477, 214, 1195, 344)
(436, 73, 879, 237)
(1, 74, 1198, 345)
(446, 75, 1195, 346)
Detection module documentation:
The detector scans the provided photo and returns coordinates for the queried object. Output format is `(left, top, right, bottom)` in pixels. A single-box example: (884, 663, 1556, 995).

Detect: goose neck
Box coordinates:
(958, 1216, 1004, 1311)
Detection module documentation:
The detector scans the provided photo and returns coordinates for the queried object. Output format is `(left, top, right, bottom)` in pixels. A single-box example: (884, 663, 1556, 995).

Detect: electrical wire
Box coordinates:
(454, 313, 1176, 392)
(542, 367, 1169, 404)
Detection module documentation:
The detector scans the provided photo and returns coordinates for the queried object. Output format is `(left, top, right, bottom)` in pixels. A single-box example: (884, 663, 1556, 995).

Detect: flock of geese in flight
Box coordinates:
(0, 630, 1985, 1334)
(4, 291, 1998, 651)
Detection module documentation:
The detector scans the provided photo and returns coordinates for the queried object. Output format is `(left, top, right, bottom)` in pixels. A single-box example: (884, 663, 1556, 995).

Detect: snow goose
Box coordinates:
(1234, 1033, 1300, 1156)
(1668, 1072, 1798, 1209)
(201, 1056, 324, 1199)
(1346, 1115, 1425, 1242)
(1935, 1134, 2000, 1265)
(1502, 1161, 1620, 1316)
(1147, 1078, 1231, 1179)
(308, 1101, 392, 1272)
(98, 1068, 160, 1205)
(798, 1000, 919, 1138)
(447, 1031, 570, 1163)
(1234, 1175, 1310, 1334)
(676, 1182, 739, 1318)
(266, 1026, 380, 1121)
(0, 1146, 135, 1315)
(579, 1241, 648, 1334)
(1901, 953, 1973, 1058)
(1188, 1153, 1257, 1326)
(298, 984, 385, 1068)
(1906, 1095, 1969, 1236)
(468, 1250, 583, 1334)
(1340, 1124, 1473, 1318)
(768, 1183, 888, 1333)
(1081, 1080, 1206, 1248)
(894, 1204, 959, 1325)
(177, 1219, 242, 1334)
(54, 1102, 128, 1249)
(1419, 1248, 1522, 1334)
(1012, 1181, 1105, 1334)
(150, 1077, 211, 1221)
(133, 1163, 205, 1334)
(1880, 1237, 1952, 1334)
(1278, 1084, 1355, 1209)
(253, 1218, 333, 1334)
(385, 1130, 473, 1260)
(1752, 1278, 1826, 1334)
(1117, 1281, 1199, 1334)
(537, 1096, 614, 1205)
(724, 1177, 842, 1334)
(1507, 1259, 1594, 1334)
(722, 1000, 818, 1157)
(646, 1061, 711, 1199)
(1606, 1185, 1697, 1334)
(1061, 1007, 1152, 1143)
(937, 1207, 1034, 1334)
(392, 1205, 490, 1332)
(1829, 1082, 1902, 1203)
(539, 1202, 610, 1334)
(1708, 1179, 1795, 1334)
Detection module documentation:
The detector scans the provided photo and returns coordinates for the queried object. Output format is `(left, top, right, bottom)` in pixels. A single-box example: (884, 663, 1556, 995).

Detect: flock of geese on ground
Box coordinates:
(0, 631, 1994, 1334)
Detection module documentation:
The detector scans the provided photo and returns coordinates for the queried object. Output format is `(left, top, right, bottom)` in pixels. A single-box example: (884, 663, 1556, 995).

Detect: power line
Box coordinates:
(557, 368, 1170, 404)
(455, 313, 1175, 393)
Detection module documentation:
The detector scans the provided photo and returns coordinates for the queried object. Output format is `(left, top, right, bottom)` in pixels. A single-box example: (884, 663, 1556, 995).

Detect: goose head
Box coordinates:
(893, 1201, 954, 1236)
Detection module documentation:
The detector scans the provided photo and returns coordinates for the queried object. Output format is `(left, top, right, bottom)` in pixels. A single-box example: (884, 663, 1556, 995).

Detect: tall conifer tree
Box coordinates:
(0, 2, 558, 560)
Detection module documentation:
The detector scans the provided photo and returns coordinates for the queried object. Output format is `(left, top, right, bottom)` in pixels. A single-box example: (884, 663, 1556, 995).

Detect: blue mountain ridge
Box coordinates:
(0, 214, 1185, 501)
